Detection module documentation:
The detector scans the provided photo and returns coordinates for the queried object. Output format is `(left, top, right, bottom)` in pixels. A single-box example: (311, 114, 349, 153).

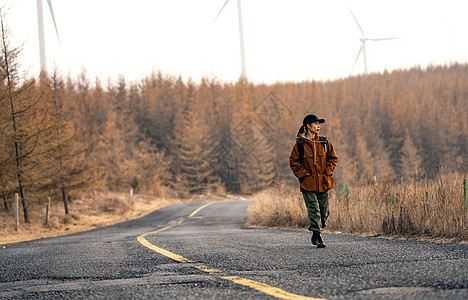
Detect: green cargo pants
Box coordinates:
(302, 191, 329, 232)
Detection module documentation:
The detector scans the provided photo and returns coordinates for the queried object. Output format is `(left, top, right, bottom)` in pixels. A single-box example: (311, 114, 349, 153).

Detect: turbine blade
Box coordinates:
(212, 0, 231, 24)
(237, 0, 247, 82)
(37, 0, 46, 71)
(351, 44, 363, 74)
(367, 37, 403, 41)
(46, 0, 60, 44)
(346, 3, 365, 37)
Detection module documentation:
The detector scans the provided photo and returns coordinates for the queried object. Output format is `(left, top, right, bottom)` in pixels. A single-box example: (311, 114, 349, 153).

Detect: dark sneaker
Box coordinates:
(311, 232, 319, 245)
(317, 242, 326, 248)
(316, 233, 326, 248)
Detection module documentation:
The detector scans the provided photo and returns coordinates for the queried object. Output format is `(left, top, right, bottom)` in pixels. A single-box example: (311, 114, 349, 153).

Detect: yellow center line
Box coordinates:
(221, 276, 323, 300)
(137, 201, 325, 300)
(137, 234, 194, 263)
(187, 202, 214, 218)
(193, 265, 222, 274)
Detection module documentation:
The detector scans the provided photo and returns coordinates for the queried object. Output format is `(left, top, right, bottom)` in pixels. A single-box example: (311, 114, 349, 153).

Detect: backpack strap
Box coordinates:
(319, 136, 328, 156)
(296, 138, 304, 165)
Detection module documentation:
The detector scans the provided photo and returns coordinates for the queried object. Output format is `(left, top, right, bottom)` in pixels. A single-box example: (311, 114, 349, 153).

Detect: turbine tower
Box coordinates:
(37, 0, 60, 72)
(213, 0, 247, 83)
(347, 5, 400, 75)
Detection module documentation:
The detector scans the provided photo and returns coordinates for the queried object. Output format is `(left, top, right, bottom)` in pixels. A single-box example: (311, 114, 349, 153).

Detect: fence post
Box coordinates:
(464, 178, 466, 213)
(15, 193, 19, 231)
(45, 197, 51, 225)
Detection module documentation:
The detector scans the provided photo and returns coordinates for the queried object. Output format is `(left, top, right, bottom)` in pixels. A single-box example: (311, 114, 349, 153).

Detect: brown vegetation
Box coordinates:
(248, 173, 467, 242)
(0, 191, 180, 245)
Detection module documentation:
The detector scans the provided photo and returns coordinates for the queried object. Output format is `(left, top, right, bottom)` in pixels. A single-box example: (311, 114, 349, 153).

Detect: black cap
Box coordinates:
(303, 114, 325, 125)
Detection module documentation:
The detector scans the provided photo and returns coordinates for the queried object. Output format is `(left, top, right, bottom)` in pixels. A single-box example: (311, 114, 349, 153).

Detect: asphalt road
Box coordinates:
(1, 200, 467, 299)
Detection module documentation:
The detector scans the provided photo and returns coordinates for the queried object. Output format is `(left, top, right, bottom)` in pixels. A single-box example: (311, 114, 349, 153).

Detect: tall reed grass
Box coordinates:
(248, 173, 467, 241)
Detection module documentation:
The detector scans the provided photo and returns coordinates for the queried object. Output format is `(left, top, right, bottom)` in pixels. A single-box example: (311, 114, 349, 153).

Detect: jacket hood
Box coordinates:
(297, 133, 320, 142)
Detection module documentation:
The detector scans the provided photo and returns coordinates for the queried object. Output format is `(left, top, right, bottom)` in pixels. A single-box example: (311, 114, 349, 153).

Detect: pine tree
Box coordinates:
(238, 127, 276, 194)
(354, 136, 374, 185)
(170, 81, 215, 197)
(138, 73, 178, 152)
(322, 116, 355, 185)
(369, 135, 395, 183)
(1, 12, 35, 222)
(0, 79, 14, 212)
(171, 115, 214, 196)
(400, 130, 423, 179)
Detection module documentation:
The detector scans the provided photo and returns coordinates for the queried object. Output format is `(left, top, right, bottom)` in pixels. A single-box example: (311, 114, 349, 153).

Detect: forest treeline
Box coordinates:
(1, 13, 467, 221)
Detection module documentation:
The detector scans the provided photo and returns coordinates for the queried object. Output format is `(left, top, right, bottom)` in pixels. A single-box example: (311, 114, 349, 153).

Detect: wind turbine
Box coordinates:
(36, 0, 60, 72)
(347, 5, 400, 75)
(213, 0, 247, 83)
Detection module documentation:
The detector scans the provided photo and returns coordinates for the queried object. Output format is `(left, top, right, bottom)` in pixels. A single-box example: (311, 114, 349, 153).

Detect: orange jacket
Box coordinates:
(289, 135, 338, 192)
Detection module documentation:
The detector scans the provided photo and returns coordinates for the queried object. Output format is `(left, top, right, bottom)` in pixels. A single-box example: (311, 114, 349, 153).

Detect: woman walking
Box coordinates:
(289, 114, 338, 248)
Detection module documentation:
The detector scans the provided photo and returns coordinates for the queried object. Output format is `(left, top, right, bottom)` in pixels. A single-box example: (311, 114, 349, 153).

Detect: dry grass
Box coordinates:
(248, 173, 468, 242)
(247, 184, 309, 229)
(0, 191, 185, 245)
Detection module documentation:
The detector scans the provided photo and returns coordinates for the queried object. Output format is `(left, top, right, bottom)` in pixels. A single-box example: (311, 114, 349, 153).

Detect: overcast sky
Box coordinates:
(3, 0, 468, 84)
